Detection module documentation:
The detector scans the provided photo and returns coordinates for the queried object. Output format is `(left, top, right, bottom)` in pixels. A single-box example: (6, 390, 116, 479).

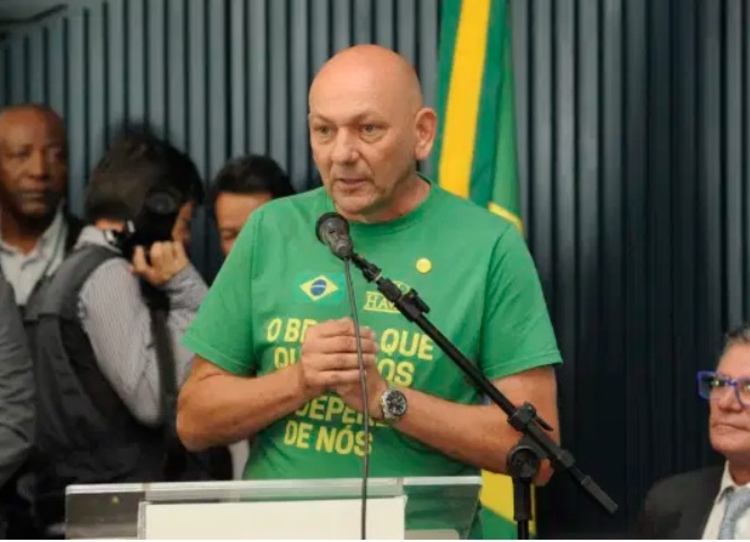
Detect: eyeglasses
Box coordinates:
(697, 371, 750, 407)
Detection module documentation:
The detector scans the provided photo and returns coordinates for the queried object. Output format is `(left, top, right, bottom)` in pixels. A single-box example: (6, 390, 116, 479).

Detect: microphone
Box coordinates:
(315, 212, 370, 540)
(316, 212, 354, 260)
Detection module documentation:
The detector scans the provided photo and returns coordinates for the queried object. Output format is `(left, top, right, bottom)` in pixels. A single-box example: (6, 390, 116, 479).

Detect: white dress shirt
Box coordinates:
(703, 462, 750, 539)
(0, 206, 67, 306)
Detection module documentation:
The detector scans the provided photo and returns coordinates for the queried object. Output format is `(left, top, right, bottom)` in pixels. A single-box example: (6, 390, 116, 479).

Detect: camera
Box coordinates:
(106, 186, 181, 260)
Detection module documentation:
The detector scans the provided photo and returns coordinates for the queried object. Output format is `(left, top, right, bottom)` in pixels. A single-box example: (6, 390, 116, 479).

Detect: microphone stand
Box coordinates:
(349, 253, 618, 539)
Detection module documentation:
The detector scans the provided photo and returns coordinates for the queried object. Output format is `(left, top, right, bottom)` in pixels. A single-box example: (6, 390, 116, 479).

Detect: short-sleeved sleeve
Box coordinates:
(181, 212, 260, 376)
(480, 224, 562, 379)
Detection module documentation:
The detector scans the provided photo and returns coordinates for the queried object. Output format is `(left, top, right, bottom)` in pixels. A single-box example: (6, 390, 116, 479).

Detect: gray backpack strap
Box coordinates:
(35, 245, 119, 320)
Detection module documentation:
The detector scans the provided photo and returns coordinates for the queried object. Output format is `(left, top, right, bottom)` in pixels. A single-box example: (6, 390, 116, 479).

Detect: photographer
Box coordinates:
(27, 128, 228, 536)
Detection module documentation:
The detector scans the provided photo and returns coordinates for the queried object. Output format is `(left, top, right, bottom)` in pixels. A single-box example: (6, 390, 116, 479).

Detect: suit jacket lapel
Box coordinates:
(674, 466, 723, 539)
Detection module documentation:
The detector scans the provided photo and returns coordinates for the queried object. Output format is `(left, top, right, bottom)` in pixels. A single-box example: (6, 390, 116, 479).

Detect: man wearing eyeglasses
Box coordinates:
(636, 324, 750, 539)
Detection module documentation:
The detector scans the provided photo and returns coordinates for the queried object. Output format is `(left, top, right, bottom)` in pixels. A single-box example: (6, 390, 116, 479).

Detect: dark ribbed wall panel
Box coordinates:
(0, 0, 441, 277)
(511, 0, 750, 537)
(2, 0, 749, 538)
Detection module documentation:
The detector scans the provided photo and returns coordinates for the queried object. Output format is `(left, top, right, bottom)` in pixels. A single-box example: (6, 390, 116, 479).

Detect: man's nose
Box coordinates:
(26, 150, 50, 179)
(330, 132, 358, 164)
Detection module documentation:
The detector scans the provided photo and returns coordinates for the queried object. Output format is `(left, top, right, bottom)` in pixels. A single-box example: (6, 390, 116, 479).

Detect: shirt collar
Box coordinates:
(74, 225, 122, 253)
(0, 204, 67, 255)
(716, 462, 750, 504)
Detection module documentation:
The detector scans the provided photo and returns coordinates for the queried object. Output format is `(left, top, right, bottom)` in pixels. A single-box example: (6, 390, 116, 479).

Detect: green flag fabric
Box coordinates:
(435, 0, 522, 234)
(434, 0, 529, 538)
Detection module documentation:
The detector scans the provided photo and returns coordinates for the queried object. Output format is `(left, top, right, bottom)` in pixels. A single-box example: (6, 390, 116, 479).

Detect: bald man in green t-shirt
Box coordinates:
(177, 45, 561, 489)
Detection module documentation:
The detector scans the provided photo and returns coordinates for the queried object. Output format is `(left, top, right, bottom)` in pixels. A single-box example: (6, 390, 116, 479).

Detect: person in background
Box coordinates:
(0, 104, 83, 310)
(27, 127, 229, 537)
(207, 154, 294, 478)
(209, 154, 295, 256)
(637, 323, 750, 539)
(0, 274, 35, 538)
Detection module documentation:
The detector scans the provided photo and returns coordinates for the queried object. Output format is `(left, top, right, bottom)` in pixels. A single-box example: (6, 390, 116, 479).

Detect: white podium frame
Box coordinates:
(65, 476, 482, 540)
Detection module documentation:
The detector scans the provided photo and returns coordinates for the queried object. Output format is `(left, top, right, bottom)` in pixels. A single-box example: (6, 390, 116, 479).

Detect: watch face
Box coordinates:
(385, 390, 408, 417)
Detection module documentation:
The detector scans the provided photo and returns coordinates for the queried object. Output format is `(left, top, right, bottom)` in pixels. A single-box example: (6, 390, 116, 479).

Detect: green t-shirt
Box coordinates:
(182, 178, 561, 481)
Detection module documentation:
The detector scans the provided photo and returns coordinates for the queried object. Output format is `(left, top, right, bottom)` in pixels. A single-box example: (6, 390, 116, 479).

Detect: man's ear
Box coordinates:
(414, 107, 438, 162)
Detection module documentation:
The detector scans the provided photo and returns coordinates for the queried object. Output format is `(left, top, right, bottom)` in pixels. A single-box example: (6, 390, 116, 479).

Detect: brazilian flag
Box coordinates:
(435, 0, 522, 234)
(434, 0, 530, 538)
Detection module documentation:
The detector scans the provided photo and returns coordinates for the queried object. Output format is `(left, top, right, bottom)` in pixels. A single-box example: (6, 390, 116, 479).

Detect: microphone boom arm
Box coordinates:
(349, 253, 618, 533)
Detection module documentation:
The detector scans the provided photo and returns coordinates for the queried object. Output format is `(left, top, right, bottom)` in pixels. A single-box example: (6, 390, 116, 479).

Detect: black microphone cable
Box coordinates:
(343, 258, 370, 540)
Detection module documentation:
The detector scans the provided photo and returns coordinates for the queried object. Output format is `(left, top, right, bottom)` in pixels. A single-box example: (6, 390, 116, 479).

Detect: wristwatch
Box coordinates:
(379, 387, 408, 423)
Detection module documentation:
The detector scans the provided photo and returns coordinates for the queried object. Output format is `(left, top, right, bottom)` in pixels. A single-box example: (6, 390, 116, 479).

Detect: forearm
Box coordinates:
(391, 388, 558, 482)
(81, 260, 206, 425)
(177, 361, 313, 451)
(163, 265, 208, 311)
(393, 389, 513, 472)
(81, 283, 161, 424)
(79, 263, 165, 424)
(125, 280, 208, 422)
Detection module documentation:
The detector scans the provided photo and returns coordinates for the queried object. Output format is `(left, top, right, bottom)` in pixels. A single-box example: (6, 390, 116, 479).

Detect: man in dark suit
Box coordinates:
(637, 324, 750, 539)
(636, 465, 722, 538)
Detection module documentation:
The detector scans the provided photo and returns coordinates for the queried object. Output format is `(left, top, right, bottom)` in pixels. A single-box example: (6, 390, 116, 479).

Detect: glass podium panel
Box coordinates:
(65, 476, 481, 539)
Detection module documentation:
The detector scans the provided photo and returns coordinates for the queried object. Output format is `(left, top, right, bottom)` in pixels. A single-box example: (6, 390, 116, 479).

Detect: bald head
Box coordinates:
(310, 44, 424, 116)
(0, 104, 66, 139)
(307, 44, 438, 224)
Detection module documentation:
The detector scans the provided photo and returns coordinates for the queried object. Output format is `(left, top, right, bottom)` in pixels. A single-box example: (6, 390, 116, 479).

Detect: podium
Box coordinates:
(65, 476, 482, 539)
